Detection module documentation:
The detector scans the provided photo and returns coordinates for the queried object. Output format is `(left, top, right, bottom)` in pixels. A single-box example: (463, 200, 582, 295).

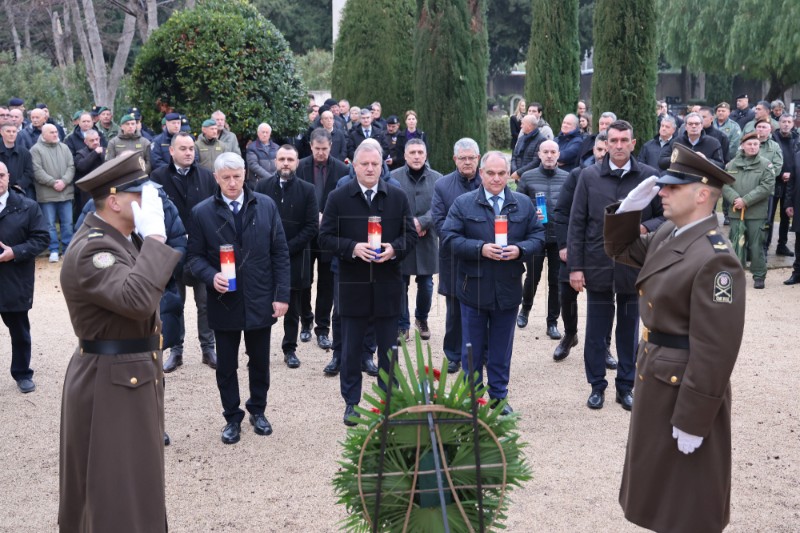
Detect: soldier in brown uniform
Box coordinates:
(59, 150, 181, 532)
(604, 144, 746, 533)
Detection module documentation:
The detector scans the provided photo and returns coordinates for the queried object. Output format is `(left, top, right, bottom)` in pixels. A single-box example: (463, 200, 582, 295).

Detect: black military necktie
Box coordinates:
(365, 189, 374, 205)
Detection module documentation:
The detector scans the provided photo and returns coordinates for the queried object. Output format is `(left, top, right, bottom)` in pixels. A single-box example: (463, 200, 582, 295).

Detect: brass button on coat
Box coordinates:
(670, 376, 678, 383)
(130, 377, 138, 385)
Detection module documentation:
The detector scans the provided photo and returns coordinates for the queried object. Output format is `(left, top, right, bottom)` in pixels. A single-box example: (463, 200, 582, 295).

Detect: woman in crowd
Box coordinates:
(509, 98, 526, 150)
(579, 113, 592, 134)
(404, 110, 427, 148)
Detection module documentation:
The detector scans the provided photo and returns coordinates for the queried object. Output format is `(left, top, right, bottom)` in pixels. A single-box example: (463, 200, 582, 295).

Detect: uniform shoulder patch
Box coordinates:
(713, 271, 733, 303)
(92, 251, 116, 269)
(87, 229, 105, 240)
(707, 233, 729, 253)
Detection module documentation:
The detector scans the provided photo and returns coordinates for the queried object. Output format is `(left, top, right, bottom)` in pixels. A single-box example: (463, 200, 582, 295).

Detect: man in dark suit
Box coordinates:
(255, 145, 318, 368)
(347, 108, 387, 160)
(150, 132, 218, 372)
(296, 128, 350, 360)
(441, 151, 545, 414)
(318, 110, 347, 161)
(318, 141, 417, 425)
(186, 152, 290, 444)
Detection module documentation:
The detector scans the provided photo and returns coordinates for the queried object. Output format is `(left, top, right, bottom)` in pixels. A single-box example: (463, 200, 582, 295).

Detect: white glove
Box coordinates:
(131, 183, 167, 239)
(672, 426, 704, 454)
(616, 176, 660, 214)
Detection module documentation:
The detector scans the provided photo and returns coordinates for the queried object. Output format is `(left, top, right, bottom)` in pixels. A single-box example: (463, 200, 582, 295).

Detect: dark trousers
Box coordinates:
(214, 327, 271, 424)
(1, 311, 33, 381)
(331, 273, 377, 362)
(442, 294, 462, 364)
(765, 185, 790, 249)
(300, 251, 334, 336)
(460, 303, 516, 400)
(559, 280, 579, 336)
(584, 291, 638, 393)
(281, 289, 303, 354)
(521, 242, 560, 326)
(399, 275, 434, 330)
(340, 315, 398, 405)
(793, 232, 800, 274)
(176, 279, 215, 353)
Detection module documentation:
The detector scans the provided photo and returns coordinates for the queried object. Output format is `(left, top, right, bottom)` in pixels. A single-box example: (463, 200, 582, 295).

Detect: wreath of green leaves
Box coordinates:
(333, 335, 532, 532)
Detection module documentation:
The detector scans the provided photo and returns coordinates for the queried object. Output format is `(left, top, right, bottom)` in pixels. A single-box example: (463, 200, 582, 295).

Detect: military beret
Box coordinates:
(8, 97, 24, 106)
(36, 103, 48, 110)
(755, 117, 770, 126)
(76, 150, 150, 200)
(386, 115, 399, 124)
(658, 144, 735, 189)
(324, 98, 338, 107)
(91, 105, 108, 116)
(72, 111, 84, 121)
(202, 119, 216, 128)
(740, 131, 759, 143)
(715, 102, 730, 110)
(164, 112, 181, 121)
(119, 114, 136, 124)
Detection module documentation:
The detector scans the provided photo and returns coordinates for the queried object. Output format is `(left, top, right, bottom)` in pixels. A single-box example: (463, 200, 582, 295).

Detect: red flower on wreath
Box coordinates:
(423, 366, 442, 381)
(477, 398, 488, 406)
(371, 407, 381, 414)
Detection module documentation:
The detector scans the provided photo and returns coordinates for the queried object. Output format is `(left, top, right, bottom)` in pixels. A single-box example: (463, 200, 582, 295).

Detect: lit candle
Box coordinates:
(220, 244, 237, 291)
(368, 216, 382, 254)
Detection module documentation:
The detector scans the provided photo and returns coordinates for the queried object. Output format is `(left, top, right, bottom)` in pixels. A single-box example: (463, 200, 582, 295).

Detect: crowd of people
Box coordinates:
(0, 89, 795, 532)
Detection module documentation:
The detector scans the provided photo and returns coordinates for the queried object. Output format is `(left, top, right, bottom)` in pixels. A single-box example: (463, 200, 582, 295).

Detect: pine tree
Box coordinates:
(525, 0, 580, 130)
(414, 0, 489, 172)
(591, 0, 658, 145)
(331, 0, 416, 118)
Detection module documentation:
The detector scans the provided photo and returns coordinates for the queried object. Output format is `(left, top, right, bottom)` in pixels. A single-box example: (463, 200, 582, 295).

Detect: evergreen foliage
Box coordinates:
(591, 0, 658, 148)
(524, 0, 580, 129)
(414, 0, 489, 173)
(331, 0, 415, 119)
(130, 0, 307, 141)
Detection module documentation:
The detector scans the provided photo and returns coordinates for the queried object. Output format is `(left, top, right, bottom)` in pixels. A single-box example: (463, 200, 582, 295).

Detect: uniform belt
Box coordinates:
(79, 336, 162, 355)
(642, 327, 689, 350)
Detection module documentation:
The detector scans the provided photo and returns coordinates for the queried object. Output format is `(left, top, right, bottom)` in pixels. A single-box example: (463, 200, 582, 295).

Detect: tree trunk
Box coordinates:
(765, 72, 787, 102)
(185, 0, 195, 8)
(64, 6, 74, 66)
(69, 0, 97, 98)
(107, 13, 137, 110)
(3, 0, 23, 60)
(22, 8, 32, 51)
(146, 0, 158, 37)
(52, 9, 67, 69)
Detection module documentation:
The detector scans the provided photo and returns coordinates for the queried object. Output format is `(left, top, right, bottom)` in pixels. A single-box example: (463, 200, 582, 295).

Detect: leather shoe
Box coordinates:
(249, 413, 273, 435)
(415, 319, 431, 340)
(616, 389, 633, 411)
(490, 399, 514, 416)
(553, 334, 578, 361)
(164, 432, 171, 446)
(546, 324, 562, 340)
(323, 355, 340, 375)
(317, 334, 332, 350)
(16, 378, 36, 393)
(723, 216, 730, 226)
(362, 359, 379, 377)
(516, 308, 529, 328)
(605, 347, 618, 370)
(284, 351, 301, 368)
(221, 421, 241, 444)
(447, 360, 460, 374)
(753, 278, 765, 289)
(784, 273, 800, 285)
(776, 245, 795, 257)
(398, 329, 410, 342)
(163, 350, 183, 373)
(343, 404, 359, 427)
(299, 328, 312, 343)
(202, 349, 217, 369)
(587, 390, 605, 409)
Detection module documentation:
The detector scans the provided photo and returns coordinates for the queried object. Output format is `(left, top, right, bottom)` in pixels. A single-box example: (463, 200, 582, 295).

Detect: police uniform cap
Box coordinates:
(127, 107, 142, 119)
(119, 114, 136, 125)
(202, 119, 216, 128)
(386, 115, 399, 125)
(76, 150, 150, 200)
(715, 102, 730, 111)
(736, 94, 748, 100)
(164, 112, 181, 121)
(8, 97, 24, 106)
(91, 105, 108, 116)
(740, 131, 758, 143)
(657, 144, 735, 189)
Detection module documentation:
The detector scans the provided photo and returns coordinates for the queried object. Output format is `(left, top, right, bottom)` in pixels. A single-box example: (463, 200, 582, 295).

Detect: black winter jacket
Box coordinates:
(150, 162, 217, 228)
(517, 165, 569, 244)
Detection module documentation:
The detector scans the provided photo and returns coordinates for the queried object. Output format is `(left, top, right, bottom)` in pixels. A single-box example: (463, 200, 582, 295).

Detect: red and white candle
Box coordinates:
(495, 215, 508, 247)
(368, 216, 382, 254)
(220, 244, 237, 291)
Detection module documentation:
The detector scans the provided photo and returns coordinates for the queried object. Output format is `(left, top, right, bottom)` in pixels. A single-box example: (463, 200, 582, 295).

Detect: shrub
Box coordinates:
(487, 114, 511, 151)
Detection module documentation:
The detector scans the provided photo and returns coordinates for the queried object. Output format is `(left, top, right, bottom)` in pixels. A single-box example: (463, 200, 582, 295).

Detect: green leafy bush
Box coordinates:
(130, 0, 308, 141)
(487, 114, 511, 151)
(296, 49, 333, 91)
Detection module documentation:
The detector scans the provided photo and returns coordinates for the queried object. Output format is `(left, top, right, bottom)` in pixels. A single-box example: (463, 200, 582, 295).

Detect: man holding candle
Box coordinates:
(440, 151, 545, 414)
(318, 141, 417, 426)
(186, 152, 290, 444)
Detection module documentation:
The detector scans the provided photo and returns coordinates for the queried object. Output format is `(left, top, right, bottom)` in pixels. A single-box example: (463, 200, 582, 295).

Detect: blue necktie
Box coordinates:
(491, 195, 501, 215)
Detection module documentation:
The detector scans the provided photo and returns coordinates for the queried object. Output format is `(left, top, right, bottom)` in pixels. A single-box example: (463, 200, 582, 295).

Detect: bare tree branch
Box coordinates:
(108, 12, 137, 108)
(3, 0, 24, 60)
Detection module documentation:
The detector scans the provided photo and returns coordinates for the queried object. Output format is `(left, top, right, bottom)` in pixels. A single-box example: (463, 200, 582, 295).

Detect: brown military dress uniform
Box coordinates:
(605, 210, 746, 533)
(59, 211, 180, 532)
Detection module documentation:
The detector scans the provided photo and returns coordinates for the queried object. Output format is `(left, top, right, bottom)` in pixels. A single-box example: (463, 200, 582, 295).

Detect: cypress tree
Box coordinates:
(414, 0, 489, 172)
(331, 0, 415, 118)
(591, 0, 658, 146)
(524, 0, 580, 129)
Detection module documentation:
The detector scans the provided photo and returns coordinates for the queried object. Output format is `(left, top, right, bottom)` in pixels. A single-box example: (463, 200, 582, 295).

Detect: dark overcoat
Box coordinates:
(255, 175, 318, 289)
(59, 213, 181, 532)
(391, 164, 442, 276)
(604, 211, 745, 533)
(0, 189, 49, 311)
(318, 177, 417, 317)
